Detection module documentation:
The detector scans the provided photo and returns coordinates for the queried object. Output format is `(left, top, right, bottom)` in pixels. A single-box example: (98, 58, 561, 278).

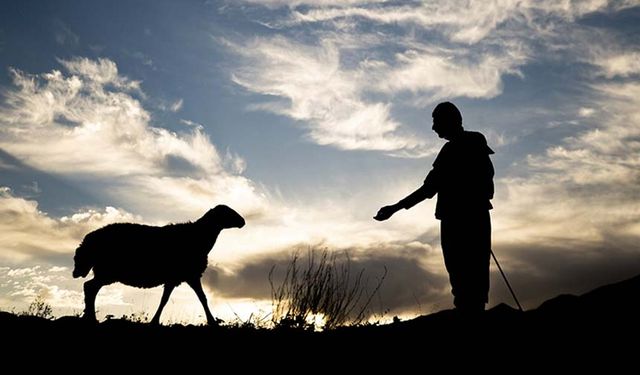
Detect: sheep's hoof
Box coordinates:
(207, 317, 224, 326)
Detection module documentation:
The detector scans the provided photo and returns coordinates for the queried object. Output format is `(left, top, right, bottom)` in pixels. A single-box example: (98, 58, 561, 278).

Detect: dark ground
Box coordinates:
(2, 274, 638, 368)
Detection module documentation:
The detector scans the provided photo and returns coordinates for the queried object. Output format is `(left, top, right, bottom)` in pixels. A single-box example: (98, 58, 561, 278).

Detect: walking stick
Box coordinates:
(490, 249, 523, 312)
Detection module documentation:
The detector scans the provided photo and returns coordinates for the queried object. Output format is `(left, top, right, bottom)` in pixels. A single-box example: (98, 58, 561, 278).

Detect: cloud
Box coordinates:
(578, 107, 595, 117)
(169, 98, 184, 112)
(226, 37, 430, 155)
(0, 57, 268, 221)
(1, 59, 205, 176)
(288, 1, 517, 44)
(488, 80, 640, 307)
(204, 244, 449, 318)
(224, 33, 522, 154)
(592, 51, 640, 78)
(53, 19, 79, 46)
(0, 264, 130, 314)
(238, 0, 387, 8)
(487, 239, 640, 310)
(227, 1, 601, 154)
(527, 82, 640, 187)
(376, 46, 526, 103)
(0, 187, 152, 317)
(226, 0, 636, 132)
(0, 187, 138, 265)
(60, 57, 141, 90)
(206, 208, 640, 315)
(286, 0, 636, 44)
(158, 98, 184, 112)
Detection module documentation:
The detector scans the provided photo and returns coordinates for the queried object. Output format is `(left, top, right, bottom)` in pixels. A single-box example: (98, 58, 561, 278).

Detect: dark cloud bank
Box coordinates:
(204, 235, 640, 317)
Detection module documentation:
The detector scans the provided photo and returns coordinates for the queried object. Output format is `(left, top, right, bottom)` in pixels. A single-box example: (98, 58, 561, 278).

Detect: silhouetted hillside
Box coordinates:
(2, 274, 638, 366)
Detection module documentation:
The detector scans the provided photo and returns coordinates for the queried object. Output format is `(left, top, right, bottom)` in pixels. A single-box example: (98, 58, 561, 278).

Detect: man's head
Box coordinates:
(432, 102, 463, 140)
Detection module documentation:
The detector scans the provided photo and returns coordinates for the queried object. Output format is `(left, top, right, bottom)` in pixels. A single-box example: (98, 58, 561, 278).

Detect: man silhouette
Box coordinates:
(375, 102, 494, 314)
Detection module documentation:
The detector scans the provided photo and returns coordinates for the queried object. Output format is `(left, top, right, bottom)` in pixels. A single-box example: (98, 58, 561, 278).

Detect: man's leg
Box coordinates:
(441, 212, 491, 313)
(441, 218, 465, 308)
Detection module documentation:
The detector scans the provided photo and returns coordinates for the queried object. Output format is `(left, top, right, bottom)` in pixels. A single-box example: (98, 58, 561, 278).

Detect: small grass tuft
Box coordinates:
(23, 294, 54, 320)
(269, 248, 387, 330)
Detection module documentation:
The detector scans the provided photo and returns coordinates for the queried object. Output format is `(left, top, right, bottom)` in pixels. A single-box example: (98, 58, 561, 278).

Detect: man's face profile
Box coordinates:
(432, 114, 450, 140)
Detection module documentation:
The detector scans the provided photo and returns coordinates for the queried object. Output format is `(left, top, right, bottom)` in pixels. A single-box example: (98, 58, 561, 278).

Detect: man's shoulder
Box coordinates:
(462, 130, 488, 142)
(463, 131, 494, 154)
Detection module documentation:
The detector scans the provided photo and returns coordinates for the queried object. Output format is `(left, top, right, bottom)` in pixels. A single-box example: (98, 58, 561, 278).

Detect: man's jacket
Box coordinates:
(399, 130, 494, 220)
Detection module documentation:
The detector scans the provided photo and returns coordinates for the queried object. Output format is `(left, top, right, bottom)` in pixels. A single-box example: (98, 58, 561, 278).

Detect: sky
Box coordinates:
(1, 0, 640, 324)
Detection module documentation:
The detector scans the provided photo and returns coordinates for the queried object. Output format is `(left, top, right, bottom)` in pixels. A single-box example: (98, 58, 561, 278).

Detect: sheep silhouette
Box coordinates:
(72, 205, 245, 325)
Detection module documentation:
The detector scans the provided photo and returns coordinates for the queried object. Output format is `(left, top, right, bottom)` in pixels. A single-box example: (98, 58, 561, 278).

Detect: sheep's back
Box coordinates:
(90, 223, 210, 288)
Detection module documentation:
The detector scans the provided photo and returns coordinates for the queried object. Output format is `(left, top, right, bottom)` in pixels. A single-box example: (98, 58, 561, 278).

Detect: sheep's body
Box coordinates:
(74, 223, 213, 287)
(73, 205, 245, 324)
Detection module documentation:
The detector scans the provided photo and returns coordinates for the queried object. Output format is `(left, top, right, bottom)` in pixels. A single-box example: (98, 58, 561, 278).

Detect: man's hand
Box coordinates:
(374, 204, 400, 221)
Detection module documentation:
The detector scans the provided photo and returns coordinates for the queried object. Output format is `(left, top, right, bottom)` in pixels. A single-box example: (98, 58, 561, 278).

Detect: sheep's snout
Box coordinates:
(236, 217, 245, 228)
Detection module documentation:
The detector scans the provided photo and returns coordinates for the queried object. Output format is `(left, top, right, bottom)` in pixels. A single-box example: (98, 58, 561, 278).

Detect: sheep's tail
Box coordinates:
(72, 239, 95, 278)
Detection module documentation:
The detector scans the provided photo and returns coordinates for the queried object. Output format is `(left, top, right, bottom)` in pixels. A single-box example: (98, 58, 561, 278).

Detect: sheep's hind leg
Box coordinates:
(151, 283, 176, 325)
(83, 278, 104, 322)
(187, 278, 217, 325)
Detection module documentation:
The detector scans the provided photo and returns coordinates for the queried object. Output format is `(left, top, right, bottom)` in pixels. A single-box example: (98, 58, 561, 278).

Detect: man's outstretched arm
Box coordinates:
(374, 169, 439, 221)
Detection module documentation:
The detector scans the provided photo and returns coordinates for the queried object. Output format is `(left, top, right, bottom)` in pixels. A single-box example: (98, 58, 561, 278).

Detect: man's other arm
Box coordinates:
(398, 169, 439, 209)
(374, 168, 439, 221)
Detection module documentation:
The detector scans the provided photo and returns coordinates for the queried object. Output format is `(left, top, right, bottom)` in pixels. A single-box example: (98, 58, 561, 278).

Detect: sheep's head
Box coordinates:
(201, 205, 245, 229)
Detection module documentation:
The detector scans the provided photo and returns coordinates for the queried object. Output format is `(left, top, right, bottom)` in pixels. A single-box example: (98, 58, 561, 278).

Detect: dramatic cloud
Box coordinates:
(204, 244, 449, 318)
(225, 34, 522, 155)
(0, 58, 267, 221)
(1, 58, 213, 176)
(226, 37, 430, 155)
(227, 0, 637, 155)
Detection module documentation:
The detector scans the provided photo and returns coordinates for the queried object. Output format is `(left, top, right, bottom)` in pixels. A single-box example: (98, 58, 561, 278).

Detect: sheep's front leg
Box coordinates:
(187, 278, 216, 325)
(151, 283, 176, 325)
(83, 278, 104, 322)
